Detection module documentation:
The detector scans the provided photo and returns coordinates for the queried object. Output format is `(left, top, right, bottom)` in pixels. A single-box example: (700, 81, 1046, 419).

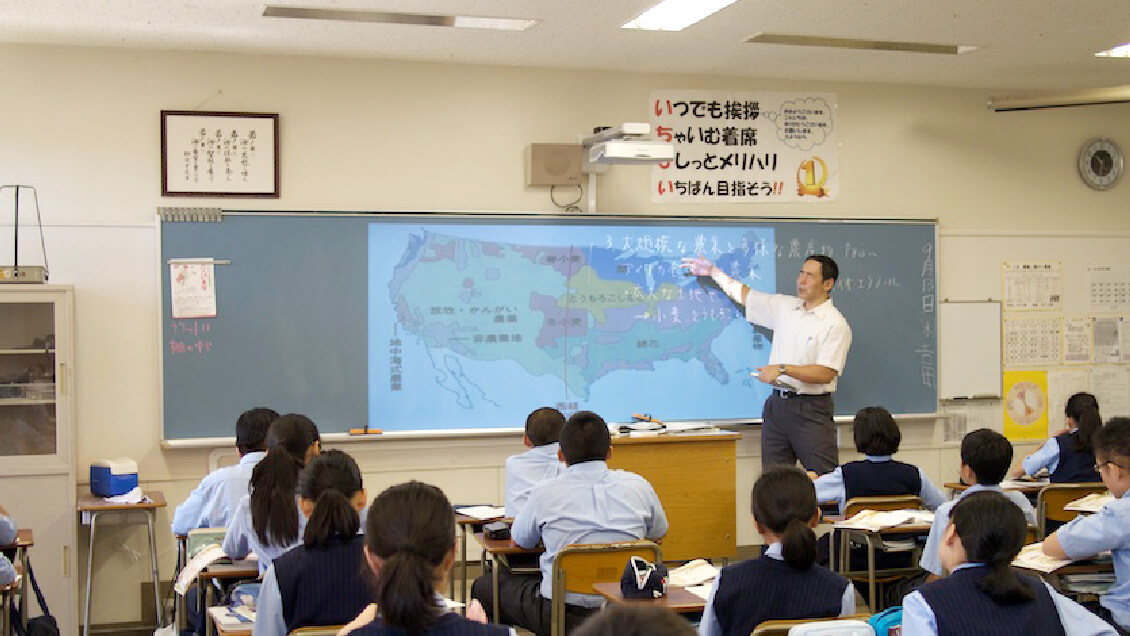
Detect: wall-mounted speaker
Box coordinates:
(525, 143, 582, 186)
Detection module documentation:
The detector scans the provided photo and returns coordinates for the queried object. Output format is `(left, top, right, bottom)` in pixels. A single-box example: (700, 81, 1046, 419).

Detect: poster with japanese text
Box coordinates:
(1003, 370, 1049, 441)
(169, 259, 217, 319)
(650, 90, 838, 203)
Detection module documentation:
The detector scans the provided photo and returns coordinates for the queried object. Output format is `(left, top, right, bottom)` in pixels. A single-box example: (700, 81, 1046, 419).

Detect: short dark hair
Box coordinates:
(235, 407, 278, 453)
(525, 407, 566, 446)
(573, 605, 695, 636)
(1094, 417, 1130, 463)
(853, 406, 901, 455)
(559, 411, 611, 465)
(960, 428, 1013, 485)
(805, 254, 839, 284)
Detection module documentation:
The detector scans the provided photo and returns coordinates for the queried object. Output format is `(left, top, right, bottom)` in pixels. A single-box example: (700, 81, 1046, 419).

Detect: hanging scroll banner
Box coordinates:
(650, 90, 839, 203)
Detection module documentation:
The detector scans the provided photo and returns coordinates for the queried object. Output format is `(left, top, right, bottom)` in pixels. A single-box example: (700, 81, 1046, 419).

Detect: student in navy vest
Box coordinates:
(1015, 392, 1102, 484)
(254, 449, 371, 635)
(342, 481, 514, 636)
(903, 491, 1115, 635)
(698, 467, 854, 636)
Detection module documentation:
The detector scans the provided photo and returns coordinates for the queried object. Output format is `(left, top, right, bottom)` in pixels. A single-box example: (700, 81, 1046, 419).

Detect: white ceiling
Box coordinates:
(4, 0, 1130, 92)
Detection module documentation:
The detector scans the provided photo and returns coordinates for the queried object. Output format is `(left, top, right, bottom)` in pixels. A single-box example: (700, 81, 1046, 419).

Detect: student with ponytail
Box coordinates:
(253, 450, 370, 635)
(1015, 392, 1102, 482)
(223, 413, 321, 575)
(342, 480, 513, 636)
(698, 467, 853, 636)
(904, 491, 1114, 635)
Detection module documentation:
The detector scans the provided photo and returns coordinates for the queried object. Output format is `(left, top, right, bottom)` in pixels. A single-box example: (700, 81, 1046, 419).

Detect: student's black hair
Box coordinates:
(249, 414, 321, 547)
(364, 481, 454, 634)
(298, 449, 362, 549)
(573, 604, 696, 636)
(559, 411, 611, 465)
(852, 406, 901, 456)
(1064, 392, 1102, 453)
(960, 428, 1013, 485)
(750, 466, 819, 570)
(235, 407, 278, 454)
(1094, 417, 1130, 463)
(949, 491, 1034, 604)
(525, 406, 566, 447)
(805, 254, 839, 285)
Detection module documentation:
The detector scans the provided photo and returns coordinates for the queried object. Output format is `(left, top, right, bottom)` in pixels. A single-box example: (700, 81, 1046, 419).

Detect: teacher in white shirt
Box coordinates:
(682, 254, 851, 474)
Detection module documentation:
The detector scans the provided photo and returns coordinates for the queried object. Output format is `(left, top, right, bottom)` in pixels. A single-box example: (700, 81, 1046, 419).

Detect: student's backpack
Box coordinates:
(867, 605, 903, 636)
(11, 560, 59, 636)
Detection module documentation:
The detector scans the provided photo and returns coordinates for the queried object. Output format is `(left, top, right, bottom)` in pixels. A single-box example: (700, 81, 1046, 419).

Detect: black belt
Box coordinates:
(772, 389, 828, 399)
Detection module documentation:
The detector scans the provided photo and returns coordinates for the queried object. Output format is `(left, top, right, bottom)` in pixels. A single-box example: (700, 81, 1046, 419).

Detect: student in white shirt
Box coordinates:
(504, 406, 565, 517)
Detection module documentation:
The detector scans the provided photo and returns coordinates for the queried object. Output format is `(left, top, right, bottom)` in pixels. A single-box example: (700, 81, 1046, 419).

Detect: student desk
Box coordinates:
(590, 582, 706, 614)
(830, 521, 932, 613)
(0, 528, 32, 632)
(200, 559, 259, 636)
(77, 491, 166, 636)
(207, 605, 253, 636)
(453, 512, 508, 612)
(473, 532, 543, 622)
(609, 431, 740, 561)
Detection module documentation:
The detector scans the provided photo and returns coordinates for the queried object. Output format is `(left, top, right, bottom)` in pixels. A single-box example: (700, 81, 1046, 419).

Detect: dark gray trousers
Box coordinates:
(761, 392, 838, 474)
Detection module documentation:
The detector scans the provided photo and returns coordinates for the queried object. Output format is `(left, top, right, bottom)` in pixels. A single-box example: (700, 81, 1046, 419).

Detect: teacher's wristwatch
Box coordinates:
(778, 364, 788, 377)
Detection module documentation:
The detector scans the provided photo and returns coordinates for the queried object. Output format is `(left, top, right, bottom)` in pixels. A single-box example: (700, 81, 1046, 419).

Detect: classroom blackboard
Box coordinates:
(160, 212, 937, 441)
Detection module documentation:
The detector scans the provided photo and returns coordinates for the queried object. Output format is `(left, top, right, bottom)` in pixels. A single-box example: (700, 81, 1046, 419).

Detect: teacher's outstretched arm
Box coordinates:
(680, 256, 750, 306)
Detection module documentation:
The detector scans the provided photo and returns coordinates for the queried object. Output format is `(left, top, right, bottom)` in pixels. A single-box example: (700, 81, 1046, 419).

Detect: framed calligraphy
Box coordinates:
(161, 111, 280, 197)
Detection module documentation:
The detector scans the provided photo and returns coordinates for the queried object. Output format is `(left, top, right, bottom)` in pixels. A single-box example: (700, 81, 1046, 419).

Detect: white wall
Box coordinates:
(3, 42, 1129, 624)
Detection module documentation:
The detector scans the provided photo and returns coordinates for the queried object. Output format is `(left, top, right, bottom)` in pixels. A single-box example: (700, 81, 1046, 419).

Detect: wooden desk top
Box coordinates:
(77, 490, 167, 511)
(945, 482, 1046, 494)
(208, 606, 253, 635)
(200, 559, 259, 580)
(590, 582, 706, 613)
(610, 430, 741, 445)
(455, 513, 509, 526)
(0, 528, 33, 550)
(472, 532, 542, 555)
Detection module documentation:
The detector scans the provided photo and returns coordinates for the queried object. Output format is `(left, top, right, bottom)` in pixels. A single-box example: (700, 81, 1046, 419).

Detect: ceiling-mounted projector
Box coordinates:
(588, 139, 675, 164)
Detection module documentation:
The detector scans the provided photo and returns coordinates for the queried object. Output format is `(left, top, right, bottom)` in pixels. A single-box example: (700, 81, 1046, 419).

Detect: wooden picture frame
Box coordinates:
(161, 110, 280, 197)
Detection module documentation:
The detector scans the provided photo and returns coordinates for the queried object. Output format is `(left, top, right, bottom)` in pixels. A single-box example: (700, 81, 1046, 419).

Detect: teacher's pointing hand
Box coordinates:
(680, 256, 715, 277)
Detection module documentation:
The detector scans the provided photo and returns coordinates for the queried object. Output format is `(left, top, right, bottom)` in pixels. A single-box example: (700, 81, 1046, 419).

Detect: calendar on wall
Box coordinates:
(1090, 265, 1130, 312)
(1003, 317, 1061, 366)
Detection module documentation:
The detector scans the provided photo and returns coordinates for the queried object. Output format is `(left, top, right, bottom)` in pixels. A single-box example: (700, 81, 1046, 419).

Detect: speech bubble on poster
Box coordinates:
(764, 97, 834, 151)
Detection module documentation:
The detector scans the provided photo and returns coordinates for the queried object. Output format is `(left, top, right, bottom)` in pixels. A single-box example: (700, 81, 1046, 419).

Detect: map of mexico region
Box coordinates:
(368, 222, 777, 431)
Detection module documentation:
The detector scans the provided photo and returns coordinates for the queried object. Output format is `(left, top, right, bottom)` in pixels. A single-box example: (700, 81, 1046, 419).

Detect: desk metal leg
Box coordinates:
(145, 511, 163, 627)
(205, 579, 214, 636)
(83, 511, 99, 636)
(460, 526, 468, 615)
(17, 547, 28, 633)
(491, 553, 500, 624)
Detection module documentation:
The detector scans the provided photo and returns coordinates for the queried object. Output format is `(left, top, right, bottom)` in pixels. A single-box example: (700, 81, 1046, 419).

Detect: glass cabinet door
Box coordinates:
(0, 301, 57, 457)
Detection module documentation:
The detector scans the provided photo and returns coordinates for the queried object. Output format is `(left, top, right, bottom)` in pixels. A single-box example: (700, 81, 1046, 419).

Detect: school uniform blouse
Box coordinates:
(919, 485, 1037, 577)
(697, 542, 855, 636)
(1054, 489, 1130, 630)
(503, 443, 563, 518)
(221, 494, 307, 576)
(1023, 432, 1099, 483)
(813, 455, 947, 515)
(902, 563, 1116, 635)
(0, 513, 16, 584)
(172, 450, 266, 534)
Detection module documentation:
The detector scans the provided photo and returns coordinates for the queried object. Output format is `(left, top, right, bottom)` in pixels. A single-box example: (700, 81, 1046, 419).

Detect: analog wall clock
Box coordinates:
(1078, 138, 1123, 191)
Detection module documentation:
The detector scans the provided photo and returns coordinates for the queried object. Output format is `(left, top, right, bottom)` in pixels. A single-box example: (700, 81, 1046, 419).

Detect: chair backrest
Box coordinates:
(1037, 483, 1107, 537)
(843, 495, 925, 517)
(750, 614, 873, 636)
(549, 540, 662, 636)
(288, 627, 344, 636)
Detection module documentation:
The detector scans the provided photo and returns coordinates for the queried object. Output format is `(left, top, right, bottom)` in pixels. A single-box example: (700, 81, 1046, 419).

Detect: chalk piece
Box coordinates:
(366, 428, 383, 435)
(349, 428, 366, 435)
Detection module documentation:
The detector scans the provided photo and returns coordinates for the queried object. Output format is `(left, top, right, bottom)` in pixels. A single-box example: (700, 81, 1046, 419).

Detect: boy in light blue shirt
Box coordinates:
(919, 428, 1036, 578)
(1045, 417, 1130, 634)
(0, 507, 17, 584)
(504, 407, 566, 518)
(171, 407, 278, 534)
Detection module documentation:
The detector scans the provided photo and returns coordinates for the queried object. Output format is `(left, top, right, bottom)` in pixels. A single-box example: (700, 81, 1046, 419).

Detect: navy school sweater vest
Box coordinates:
(841, 459, 921, 501)
(917, 566, 1066, 636)
(714, 555, 849, 636)
(350, 613, 511, 636)
(274, 534, 371, 633)
(1051, 433, 1100, 483)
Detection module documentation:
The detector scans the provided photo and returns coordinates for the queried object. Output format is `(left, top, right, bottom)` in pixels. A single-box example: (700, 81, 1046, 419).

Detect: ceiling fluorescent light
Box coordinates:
(263, 6, 537, 31)
(622, 0, 739, 31)
(1096, 43, 1130, 58)
(745, 33, 977, 55)
(988, 86, 1130, 112)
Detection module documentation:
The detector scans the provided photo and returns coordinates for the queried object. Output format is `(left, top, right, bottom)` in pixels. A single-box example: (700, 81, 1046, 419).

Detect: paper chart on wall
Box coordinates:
(1092, 316, 1128, 364)
(1047, 368, 1091, 432)
(169, 258, 218, 319)
(941, 399, 1001, 444)
(1062, 316, 1093, 364)
(1003, 370, 1049, 441)
(1003, 261, 1062, 310)
(1089, 266, 1130, 312)
(1092, 366, 1130, 418)
(1003, 317, 1061, 366)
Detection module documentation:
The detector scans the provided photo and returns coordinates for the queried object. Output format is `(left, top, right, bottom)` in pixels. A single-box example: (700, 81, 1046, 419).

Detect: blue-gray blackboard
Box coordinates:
(160, 212, 937, 441)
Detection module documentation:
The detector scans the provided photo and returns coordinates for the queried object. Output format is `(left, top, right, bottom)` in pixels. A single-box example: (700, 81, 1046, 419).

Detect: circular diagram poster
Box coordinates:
(1003, 370, 1049, 441)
